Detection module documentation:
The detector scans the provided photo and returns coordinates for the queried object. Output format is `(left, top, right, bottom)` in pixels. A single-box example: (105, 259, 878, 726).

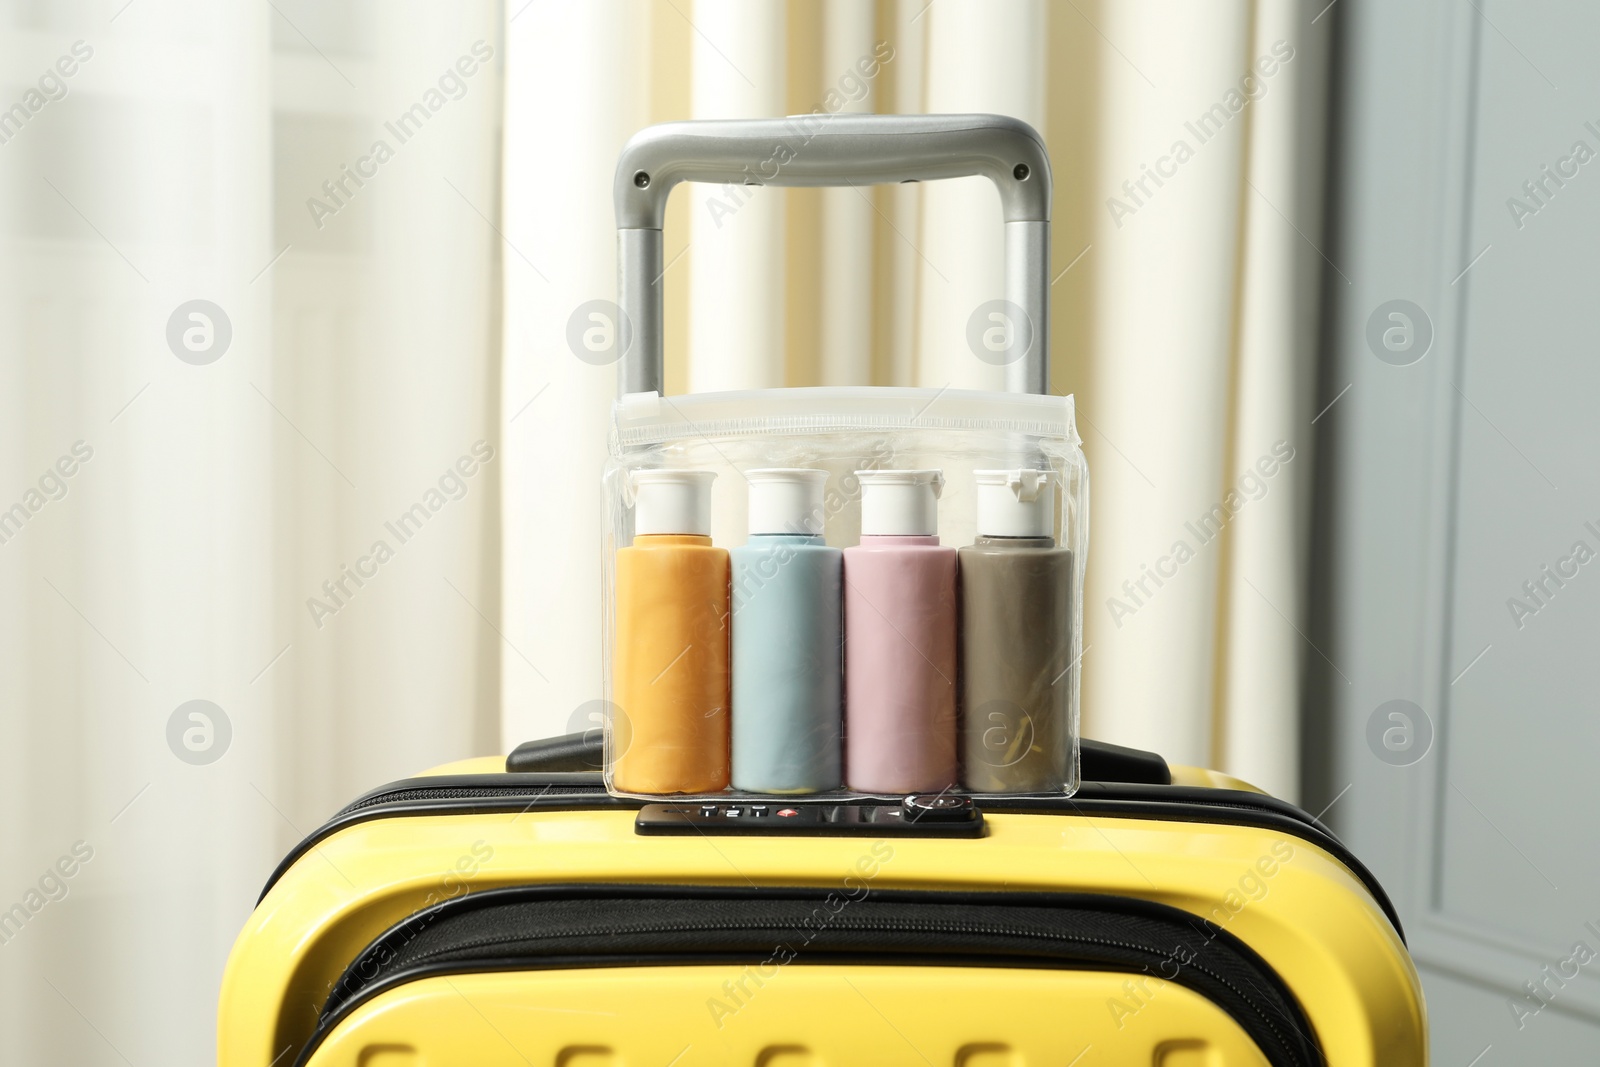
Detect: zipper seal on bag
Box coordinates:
(611, 386, 1081, 450)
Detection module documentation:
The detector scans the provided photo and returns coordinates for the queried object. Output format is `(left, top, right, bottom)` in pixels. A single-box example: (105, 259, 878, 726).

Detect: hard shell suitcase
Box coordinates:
(219, 735, 1423, 1066)
(219, 115, 1427, 1066)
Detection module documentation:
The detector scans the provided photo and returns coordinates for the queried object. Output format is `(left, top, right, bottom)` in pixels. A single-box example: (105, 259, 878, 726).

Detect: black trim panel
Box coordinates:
(505, 731, 1175, 785)
(257, 775, 1405, 944)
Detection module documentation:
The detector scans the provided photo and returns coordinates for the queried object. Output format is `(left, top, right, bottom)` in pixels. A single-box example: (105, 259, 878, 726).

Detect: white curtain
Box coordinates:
(688, 0, 788, 393)
(1082, 1, 1326, 798)
(916, 0, 1046, 392)
(0, 2, 501, 1062)
(500, 0, 649, 750)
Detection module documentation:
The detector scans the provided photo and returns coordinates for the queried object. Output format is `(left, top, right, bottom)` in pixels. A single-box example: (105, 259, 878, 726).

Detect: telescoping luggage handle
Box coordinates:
(613, 112, 1053, 397)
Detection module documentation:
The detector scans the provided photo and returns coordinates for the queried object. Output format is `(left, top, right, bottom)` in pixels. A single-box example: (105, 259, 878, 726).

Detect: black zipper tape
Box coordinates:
(295, 884, 1324, 1067)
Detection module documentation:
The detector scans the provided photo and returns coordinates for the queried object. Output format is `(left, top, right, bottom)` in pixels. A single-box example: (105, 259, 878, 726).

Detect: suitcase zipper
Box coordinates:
(334, 783, 601, 814)
(297, 885, 1323, 1067)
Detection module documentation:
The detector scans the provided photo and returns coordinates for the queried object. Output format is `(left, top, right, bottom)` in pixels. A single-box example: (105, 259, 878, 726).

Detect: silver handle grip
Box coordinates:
(613, 113, 1052, 396)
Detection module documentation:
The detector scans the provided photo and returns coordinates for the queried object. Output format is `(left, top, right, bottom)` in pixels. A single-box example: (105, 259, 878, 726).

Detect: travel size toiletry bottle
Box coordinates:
(959, 469, 1074, 793)
(611, 469, 731, 794)
(844, 470, 958, 793)
(730, 468, 842, 793)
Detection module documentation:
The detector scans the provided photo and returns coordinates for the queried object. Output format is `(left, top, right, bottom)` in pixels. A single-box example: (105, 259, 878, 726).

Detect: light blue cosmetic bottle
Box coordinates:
(730, 468, 843, 793)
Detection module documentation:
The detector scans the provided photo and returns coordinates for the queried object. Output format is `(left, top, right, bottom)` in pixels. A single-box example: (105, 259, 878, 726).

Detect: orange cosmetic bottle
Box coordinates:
(610, 469, 731, 794)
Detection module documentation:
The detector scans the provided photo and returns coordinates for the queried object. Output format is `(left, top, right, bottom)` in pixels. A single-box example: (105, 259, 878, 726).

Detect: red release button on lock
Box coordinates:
(776, 808, 800, 818)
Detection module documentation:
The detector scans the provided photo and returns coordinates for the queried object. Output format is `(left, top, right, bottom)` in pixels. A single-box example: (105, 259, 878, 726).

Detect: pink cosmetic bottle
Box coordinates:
(843, 470, 958, 793)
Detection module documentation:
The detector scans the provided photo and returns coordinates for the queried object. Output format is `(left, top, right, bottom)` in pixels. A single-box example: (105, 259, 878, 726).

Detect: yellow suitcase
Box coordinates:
(220, 115, 1423, 1066)
(217, 734, 1426, 1066)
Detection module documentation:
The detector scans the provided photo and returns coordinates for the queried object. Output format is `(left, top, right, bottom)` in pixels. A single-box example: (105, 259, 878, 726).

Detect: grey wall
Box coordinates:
(1315, 0, 1600, 1061)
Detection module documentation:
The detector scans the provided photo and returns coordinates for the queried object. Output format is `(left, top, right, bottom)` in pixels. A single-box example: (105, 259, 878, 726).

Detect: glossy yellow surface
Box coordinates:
(303, 966, 1274, 1066)
(219, 776, 1426, 1066)
(1169, 764, 1267, 793)
(415, 756, 504, 776)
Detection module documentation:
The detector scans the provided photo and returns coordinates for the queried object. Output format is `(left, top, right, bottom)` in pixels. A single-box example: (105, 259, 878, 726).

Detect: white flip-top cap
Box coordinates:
(631, 469, 716, 536)
(747, 468, 828, 536)
(974, 469, 1055, 538)
(857, 469, 944, 536)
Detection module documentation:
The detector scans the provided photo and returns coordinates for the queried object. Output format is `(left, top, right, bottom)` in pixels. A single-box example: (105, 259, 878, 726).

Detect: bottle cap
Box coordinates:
(974, 469, 1055, 538)
(857, 469, 944, 536)
(747, 468, 828, 536)
(630, 469, 716, 536)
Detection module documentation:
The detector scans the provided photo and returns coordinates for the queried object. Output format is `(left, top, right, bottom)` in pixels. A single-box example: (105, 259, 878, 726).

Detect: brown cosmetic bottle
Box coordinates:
(959, 470, 1075, 793)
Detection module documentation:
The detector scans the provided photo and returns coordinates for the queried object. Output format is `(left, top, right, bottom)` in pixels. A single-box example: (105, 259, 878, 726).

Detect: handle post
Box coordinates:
(619, 228, 665, 396)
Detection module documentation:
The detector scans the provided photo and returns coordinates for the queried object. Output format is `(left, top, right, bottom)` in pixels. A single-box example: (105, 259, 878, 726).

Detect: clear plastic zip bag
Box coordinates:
(602, 386, 1087, 801)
